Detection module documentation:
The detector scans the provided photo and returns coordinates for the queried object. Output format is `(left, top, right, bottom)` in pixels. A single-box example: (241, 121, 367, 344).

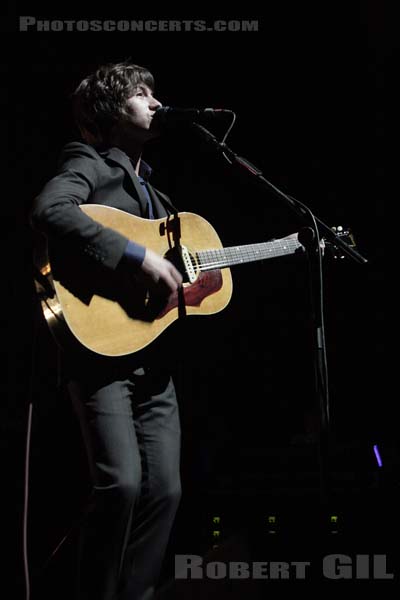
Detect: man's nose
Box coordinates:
(150, 97, 162, 110)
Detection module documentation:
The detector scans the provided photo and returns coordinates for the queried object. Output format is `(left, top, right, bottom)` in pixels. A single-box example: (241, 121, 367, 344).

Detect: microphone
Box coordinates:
(152, 106, 232, 126)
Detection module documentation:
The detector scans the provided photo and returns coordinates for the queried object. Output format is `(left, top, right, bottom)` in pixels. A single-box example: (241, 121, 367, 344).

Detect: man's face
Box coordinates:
(123, 84, 162, 141)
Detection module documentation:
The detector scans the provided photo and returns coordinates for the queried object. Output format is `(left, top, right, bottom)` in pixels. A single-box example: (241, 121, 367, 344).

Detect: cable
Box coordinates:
(192, 116, 330, 426)
(220, 111, 236, 164)
(287, 194, 330, 427)
(23, 402, 33, 600)
(23, 282, 41, 600)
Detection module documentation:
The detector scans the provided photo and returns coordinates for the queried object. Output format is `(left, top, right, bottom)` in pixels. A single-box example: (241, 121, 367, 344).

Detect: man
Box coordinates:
(31, 61, 183, 600)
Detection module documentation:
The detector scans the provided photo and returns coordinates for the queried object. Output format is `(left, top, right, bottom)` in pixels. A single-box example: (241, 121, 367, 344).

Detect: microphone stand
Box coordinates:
(192, 123, 368, 508)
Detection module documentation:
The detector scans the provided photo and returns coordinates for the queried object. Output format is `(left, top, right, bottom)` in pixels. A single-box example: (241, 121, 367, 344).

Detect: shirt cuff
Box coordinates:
(122, 240, 146, 267)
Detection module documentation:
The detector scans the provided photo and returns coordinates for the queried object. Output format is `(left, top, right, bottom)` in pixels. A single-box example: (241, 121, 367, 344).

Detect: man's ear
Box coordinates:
(79, 125, 102, 145)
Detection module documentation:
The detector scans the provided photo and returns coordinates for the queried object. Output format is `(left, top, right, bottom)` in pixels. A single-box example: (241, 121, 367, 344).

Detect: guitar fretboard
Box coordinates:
(197, 238, 303, 271)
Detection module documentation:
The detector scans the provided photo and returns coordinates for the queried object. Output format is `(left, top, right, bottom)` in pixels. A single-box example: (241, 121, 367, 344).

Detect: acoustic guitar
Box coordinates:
(35, 204, 307, 356)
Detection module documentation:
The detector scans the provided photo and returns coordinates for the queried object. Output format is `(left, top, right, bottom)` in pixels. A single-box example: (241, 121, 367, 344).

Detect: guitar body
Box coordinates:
(38, 205, 233, 357)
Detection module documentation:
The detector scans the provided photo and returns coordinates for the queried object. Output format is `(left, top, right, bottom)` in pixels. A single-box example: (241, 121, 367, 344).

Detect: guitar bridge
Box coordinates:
(180, 245, 197, 283)
(164, 245, 198, 284)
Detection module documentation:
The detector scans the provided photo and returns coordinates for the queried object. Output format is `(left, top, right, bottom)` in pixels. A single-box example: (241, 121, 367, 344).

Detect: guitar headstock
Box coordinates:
(324, 226, 357, 259)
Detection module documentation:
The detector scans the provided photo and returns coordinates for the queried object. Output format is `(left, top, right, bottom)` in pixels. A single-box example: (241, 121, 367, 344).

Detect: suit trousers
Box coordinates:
(68, 365, 182, 600)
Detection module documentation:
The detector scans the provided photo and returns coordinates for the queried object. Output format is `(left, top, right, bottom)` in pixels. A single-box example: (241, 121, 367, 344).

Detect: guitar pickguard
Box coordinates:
(156, 270, 223, 319)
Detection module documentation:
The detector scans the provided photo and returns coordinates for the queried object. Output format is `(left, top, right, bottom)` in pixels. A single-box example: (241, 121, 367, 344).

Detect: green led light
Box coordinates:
(212, 530, 221, 538)
(330, 515, 339, 523)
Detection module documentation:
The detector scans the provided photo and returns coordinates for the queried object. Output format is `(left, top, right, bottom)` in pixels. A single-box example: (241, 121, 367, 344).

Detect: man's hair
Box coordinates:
(72, 61, 155, 145)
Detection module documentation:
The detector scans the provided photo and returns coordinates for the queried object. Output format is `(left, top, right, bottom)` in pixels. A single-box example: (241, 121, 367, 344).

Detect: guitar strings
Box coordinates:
(195, 239, 301, 271)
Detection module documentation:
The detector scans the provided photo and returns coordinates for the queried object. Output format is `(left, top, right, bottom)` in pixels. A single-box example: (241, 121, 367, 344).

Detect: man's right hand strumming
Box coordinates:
(141, 248, 183, 298)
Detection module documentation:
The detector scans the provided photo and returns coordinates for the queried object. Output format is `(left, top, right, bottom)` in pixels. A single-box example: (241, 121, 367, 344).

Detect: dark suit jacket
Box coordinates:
(31, 141, 177, 272)
(31, 142, 182, 374)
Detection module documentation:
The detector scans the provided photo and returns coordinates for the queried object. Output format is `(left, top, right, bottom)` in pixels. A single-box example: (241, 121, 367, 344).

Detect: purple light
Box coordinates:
(373, 444, 383, 468)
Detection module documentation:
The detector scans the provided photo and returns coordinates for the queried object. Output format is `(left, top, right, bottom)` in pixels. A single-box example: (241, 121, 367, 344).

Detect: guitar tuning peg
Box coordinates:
(325, 224, 357, 259)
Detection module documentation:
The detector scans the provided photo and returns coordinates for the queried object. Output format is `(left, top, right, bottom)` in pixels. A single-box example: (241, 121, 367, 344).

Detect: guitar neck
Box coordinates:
(197, 237, 303, 271)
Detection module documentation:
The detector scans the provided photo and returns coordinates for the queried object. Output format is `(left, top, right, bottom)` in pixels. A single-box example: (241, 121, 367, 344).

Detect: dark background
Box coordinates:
(9, 3, 397, 597)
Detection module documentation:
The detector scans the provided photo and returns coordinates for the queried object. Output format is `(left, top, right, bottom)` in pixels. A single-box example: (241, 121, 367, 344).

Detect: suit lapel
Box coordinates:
(100, 147, 148, 216)
(146, 185, 177, 218)
(100, 147, 178, 218)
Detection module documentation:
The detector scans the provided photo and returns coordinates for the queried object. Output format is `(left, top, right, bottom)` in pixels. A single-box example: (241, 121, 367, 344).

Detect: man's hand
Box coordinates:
(140, 248, 183, 297)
